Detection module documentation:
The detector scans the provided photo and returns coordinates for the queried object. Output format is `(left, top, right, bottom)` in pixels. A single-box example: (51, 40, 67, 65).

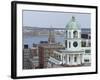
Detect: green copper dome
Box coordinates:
(66, 16, 80, 30)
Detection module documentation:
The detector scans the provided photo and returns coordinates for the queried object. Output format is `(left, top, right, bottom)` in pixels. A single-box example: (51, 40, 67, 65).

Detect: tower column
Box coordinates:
(77, 54, 80, 64)
(71, 30, 73, 38)
(71, 54, 73, 65)
(78, 31, 81, 38)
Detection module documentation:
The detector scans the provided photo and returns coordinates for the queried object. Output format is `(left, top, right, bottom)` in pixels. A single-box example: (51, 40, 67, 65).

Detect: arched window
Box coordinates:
(69, 32, 71, 38)
(73, 31, 78, 38)
(65, 40, 67, 48)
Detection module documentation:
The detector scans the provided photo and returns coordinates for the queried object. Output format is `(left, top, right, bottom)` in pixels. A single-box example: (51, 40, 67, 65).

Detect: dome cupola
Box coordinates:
(66, 16, 80, 30)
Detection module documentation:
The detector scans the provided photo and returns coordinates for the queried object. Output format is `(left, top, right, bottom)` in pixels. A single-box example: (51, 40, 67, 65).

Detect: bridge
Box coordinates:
(23, 26, 65, 30)
(23, 26, 91, 34)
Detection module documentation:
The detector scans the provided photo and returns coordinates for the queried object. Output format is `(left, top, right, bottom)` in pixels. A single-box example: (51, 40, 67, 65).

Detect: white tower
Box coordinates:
(48, 16, 85, 66)
(65, 16, 81, 51)
(63, 16, 84, 66)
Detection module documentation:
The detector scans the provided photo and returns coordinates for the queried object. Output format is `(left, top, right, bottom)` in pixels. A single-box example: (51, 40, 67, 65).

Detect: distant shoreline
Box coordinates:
(23, 27, 90, 36)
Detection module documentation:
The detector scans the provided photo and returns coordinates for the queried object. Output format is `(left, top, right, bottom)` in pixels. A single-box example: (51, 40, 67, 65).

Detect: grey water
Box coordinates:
(23, 35, 64, 48)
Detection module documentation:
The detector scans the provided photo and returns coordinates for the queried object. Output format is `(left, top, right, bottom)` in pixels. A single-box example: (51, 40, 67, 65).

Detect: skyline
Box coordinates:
(23, 10, 91, 28)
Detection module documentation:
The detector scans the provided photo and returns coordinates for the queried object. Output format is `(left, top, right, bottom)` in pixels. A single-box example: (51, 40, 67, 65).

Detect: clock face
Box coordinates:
(73, 41, 78, 47)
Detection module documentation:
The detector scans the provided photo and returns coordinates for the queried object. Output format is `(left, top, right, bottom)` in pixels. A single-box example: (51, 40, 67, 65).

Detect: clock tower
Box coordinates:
(48, 16, 85, 66)
(65, 16, 81, 51)
(62, 16, 84, 66)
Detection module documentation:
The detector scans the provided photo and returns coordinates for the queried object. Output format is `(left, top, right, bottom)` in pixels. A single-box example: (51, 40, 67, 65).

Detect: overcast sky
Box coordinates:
(23, 10, 91, 28)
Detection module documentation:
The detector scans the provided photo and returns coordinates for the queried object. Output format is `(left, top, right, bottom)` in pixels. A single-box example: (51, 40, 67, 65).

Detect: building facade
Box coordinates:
(38, 42, 64, 68)
(48, 16, 91, 67)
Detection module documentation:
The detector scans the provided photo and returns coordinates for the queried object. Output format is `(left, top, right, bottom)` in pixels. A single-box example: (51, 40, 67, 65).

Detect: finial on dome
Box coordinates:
(66, 16, 80, 30)
(72, 16, 75, 21)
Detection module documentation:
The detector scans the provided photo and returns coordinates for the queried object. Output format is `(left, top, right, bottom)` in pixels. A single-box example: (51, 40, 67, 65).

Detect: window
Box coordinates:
(74, 56, 77, 62)
(81, 34, 88, 39)
(84, 59, 89, 62)
(89, 35, 91, 39)
(31, 49, 38, 56)
(73, 31, 78, 38)
(53, 54, 61, 61)
(88, 42, 91, 47)
(24, 44, 28, 49)
(65, 40, 67, 48)
(69, 56, 70, 62)
(85, 49, 91, 53)
(81, 41, 86, 47)
(69, 32, 71, 38)
(66, 31, 67, 38)
(69, 42, 71, 48)
(64, 55, 66, 60)
(58, 55, 61, 61)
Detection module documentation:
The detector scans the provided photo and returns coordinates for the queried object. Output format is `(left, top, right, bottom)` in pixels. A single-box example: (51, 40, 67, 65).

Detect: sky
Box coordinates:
(23, 10, 91, 28)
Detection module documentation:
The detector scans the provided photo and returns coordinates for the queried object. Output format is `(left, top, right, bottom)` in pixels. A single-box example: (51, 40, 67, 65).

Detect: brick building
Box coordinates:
(38, 43, 64, 68)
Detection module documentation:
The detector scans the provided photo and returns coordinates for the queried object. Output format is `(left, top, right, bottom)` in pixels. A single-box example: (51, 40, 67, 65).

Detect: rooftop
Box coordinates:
(38, 43, 64, 49)
(66, 16, 80, 30)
